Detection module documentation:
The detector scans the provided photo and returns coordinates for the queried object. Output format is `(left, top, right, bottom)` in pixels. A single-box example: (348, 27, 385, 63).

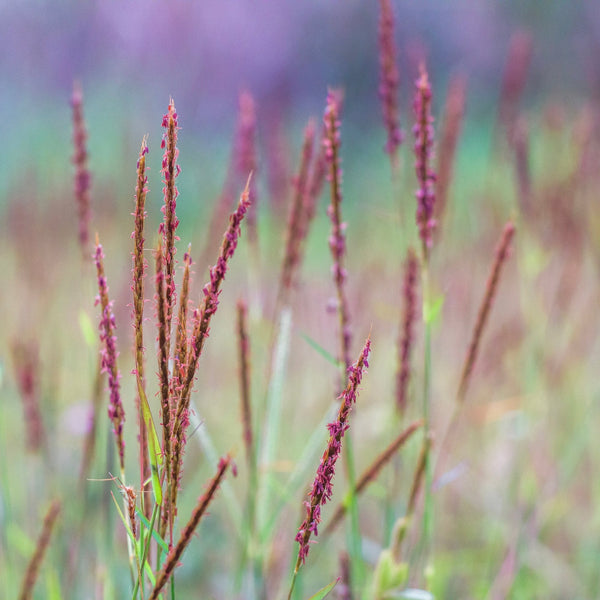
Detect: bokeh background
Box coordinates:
(2, 1, 600, 598)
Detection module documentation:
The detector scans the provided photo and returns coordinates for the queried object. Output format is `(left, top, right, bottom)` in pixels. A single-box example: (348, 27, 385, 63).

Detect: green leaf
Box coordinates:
(423, 294, 444, 326)
(300, 333, 340, 367)
(306, 578, 339, 600)
(136, 507, 169, 554)
(137, 377, 163, 506)
(79, 310, 97, 349)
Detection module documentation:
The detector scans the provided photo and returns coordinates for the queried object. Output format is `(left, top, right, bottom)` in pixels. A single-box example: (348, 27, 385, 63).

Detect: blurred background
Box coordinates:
(2, 0, 600, 204)
(2, 1, 600, 598)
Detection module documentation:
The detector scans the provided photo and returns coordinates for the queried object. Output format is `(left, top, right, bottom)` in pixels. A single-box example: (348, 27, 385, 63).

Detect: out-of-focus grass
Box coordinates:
(1, 101, 599, 599)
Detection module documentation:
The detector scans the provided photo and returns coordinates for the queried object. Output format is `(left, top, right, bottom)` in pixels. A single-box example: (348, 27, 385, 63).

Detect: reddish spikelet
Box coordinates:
(18, 500, 61, 600)
(324, 90, 352, 371)
(94, 239, 126, 472)
(413, 64, 436, 262)
(279, 119, 316, 304)
(154, 240, 171, 486)
(11, 341, 45, 452)
(237, 299, 253, 465)
(71, 81, 91, 258)
(172, 245, 192, 398)
(407, 434, 432, 517)
(123, 486, 137, 539)
(498, 30, 533, 143)
(169, 180, 251, 517)
(435, 73, 466, 230)
(325, 419, 422, 534)
(159, 99, 181, 358)
(149, 456, 233, 599)
(378, 0, 402, 163)
(235, 91, 258, 245)
(131, 136, 151, 511)
(396, 248, 419, 413)
(457, 222, 516, 402)
(294, 337, 371, 569)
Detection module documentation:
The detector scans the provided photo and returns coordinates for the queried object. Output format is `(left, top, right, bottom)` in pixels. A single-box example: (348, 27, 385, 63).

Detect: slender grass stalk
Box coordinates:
(277, 118, 316, 311)
(396, 248, 419, 414)
(324, 90, 352, 373)
(435, 73, 466, 235)
(18, 499, 61, 600)
(414, 64, 436, 264)
(289, 337, 371, 600)
(160, 99, 181, 362)
(11, 340, 45, 453)
(322, 89, 365, 590)
(132, 136, 151, 518)
(94, 237, 126, 474)
(172, 245, 192, 396)
(155, 239, 173, 540)
(324, 419, 423, 535)
(413, 62, 437, 572)
(148, 456, 233, 599)
(71, 81, 91, 259)
(497, 30, 533, 145)
(457, 221, 516, 402)
(236, 298, 264, 597)
(378, 0, 403, 170)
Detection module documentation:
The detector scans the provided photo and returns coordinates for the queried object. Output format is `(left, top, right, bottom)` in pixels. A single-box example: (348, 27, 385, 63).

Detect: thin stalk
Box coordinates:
(421, 263, 434, 569)
(132, 503, 159, 600)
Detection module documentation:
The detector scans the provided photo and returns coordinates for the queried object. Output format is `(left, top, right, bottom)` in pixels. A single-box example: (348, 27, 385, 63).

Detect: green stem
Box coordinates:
(421, 263, 434, 573)
(343, 432, 364, 592)
(132, 503, 159, 600)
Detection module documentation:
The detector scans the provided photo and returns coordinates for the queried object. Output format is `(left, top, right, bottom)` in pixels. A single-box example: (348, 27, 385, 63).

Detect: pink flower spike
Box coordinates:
(94, 237, 126, 473)
(413, 64, 436, 262)
(294, 337, 371, 570)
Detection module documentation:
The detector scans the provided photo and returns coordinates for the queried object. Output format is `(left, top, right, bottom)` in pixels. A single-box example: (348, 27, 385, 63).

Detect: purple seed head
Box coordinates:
(378, 0, 403, 158)
(295, 337, 371, 566)
(413, 64, 436, 261)
(94, 240, 126, 472)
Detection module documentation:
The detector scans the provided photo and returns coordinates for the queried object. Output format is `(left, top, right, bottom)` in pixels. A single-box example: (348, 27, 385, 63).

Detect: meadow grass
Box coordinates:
(1, 7, 599, 600)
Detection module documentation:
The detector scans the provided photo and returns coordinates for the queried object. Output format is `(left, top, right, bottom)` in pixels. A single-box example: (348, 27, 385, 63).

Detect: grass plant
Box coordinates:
(2, 5, 597, 599)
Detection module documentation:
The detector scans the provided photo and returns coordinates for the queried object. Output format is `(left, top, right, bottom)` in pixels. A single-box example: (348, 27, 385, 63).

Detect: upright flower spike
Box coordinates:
(160, 99, 181, 358)
(498, 30, 533, 143)
(18, 500, 61, 600)
(131, 137, 150, 509)
(396, 247, 419, 413)
(324, 90, 352, 372)
(457, 221, 516, 402)
(11, 340, 45, 453)
(278, 118, 316, 306)
(71, 81, 91, 258)
(435, 73, 466, 233)
(413, 64, 436, 263)
(293, 337, 371, 573)
(378, 0, 402, 164)
(94, 238, 126, 473)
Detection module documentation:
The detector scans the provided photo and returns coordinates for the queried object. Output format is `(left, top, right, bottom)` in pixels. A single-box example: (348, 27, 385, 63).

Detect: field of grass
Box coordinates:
(2, 4, 600, 600)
